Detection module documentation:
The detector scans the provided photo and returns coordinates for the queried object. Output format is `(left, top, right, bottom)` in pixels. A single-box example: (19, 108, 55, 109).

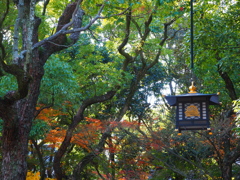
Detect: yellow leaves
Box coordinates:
(26, 171, 40, 180)
(26, 171, 57, 180)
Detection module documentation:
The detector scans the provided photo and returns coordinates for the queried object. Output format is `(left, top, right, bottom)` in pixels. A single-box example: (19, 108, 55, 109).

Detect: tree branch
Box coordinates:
(12, 0, 24, 64)
(147, 18, 176, 70)
(0, 0, 10, 28)
(32, 2, 104, 51)
(118, 9, 133, 71)
(72, 58, 150, 177)
(217, 67, 237, 100)
(24, 0, 36, 71)
(56, 0, 83, 32)
(53, 90, 117, 179)
(42, 0, 50, 16)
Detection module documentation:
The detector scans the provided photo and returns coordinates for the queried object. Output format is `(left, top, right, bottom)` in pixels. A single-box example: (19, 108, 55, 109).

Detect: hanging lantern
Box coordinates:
(165, 82, 220, 135)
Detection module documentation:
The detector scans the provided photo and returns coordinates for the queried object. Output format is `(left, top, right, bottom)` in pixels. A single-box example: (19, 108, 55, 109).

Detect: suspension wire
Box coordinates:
(190, 0, 194, 69)
(190, 0, 195, 82)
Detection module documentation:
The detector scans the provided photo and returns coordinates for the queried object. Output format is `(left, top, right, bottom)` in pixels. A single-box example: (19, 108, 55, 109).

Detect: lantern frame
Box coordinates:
(165, 83, 220, 134)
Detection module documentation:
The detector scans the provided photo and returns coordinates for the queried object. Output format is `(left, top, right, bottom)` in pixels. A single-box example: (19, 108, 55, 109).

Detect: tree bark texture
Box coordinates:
(221, 163, 232, 180)
(1, 50, 44, 179)
(31, 139, 46, 180)
(218, 68, 237, 100)
(0, 0, 44, 177)
(216, 53, 237, 101)
(0, 1, 80, 179)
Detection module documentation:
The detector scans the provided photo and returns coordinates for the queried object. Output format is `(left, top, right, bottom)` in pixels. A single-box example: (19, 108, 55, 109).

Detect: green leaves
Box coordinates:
(157, 0, 175, 6)
(39, 56, 81, 106)
(191, 0, 240, 100)
(61, 41, 133, 100)
(29, 119, 50, 139)
(233, 99, 240, 134)
(0, 74, 18, 97)
(118, 0, 125, 4)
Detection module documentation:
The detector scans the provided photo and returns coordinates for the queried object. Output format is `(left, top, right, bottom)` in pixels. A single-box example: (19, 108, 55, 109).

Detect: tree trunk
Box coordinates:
(0, 53, 44, 179)
(31, 139, 46, 180)
(218, 69, 237, 100)
(0, 1, 80, 179)
(216, 53, 237, 101)
(1, 86, 42, 179)
(221, 163, 232, 180)
(1, 101, 32, 179)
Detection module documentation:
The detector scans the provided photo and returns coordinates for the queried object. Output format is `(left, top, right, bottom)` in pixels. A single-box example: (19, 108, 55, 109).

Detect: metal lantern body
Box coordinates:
(165, 84, 220, 133)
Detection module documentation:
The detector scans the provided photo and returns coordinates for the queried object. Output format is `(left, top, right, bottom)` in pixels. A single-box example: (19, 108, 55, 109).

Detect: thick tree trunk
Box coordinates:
(1, 95, 41, 179)
(0, 1, 89, 179)
(0, 53, 44, 179)
(2, 101, 32, 179)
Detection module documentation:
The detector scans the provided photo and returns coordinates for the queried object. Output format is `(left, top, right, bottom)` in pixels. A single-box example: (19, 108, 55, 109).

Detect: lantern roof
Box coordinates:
(165, 93, 220, 106)
(165, 81, 220, 106)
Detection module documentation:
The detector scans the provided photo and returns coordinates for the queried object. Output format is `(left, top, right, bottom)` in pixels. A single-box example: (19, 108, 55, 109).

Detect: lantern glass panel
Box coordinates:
(178, 103, 183, 120)
(202, 102, 207, 119)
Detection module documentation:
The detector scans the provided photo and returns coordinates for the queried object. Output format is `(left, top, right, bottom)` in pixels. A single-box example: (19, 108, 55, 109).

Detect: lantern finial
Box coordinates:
(189, 81, 197, 93)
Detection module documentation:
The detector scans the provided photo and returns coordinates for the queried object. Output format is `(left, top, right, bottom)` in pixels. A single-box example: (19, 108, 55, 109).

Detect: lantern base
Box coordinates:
(175, 125, 212, 135)
(177, 126, 209, 131)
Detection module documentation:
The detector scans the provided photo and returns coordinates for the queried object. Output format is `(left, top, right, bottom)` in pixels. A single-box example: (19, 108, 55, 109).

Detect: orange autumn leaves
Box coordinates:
(36, 106, 103, 149)
(35, 105, 143, 151)
(71, 118, 104, 151)
(35, 106, 67, 148)
(35, 105, 67, 126)
(34, 105, 163, 179)
(44, 122, 99, 151)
